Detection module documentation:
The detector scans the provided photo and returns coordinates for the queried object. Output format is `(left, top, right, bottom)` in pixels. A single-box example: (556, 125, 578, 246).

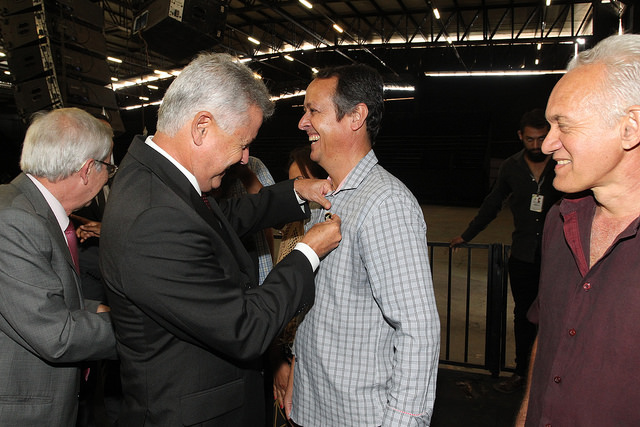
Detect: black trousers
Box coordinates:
(507, 256, 540, 377)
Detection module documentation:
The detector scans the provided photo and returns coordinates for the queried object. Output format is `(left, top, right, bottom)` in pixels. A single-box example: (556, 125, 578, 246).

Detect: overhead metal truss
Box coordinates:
(0, 0, 630, 107)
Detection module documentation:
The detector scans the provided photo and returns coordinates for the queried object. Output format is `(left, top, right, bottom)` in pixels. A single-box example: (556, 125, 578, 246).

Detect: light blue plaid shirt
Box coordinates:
(226, 156, 275, 285)
(292, 150, 440, 426)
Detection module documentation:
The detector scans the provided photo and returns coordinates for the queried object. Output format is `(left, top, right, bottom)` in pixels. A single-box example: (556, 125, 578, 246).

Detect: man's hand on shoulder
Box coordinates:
(301, 214, 341, 258)
(294, 178, 333, 210)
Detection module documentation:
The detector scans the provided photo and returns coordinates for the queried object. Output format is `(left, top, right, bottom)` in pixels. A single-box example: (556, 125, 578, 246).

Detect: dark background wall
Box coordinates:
(0, 73, 561, 205)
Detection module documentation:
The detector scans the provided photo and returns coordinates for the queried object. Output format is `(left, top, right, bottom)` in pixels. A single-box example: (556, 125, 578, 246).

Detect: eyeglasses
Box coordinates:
(94, 159, 118, 178)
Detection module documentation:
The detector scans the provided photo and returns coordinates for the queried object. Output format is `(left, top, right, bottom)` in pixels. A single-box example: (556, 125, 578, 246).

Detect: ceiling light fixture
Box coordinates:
(111, 77, 119, 82)
(248, 36, 261, 45)
(312, 67, 319, 73)
(546, 0, 551, 5)
(433, 8, 441, 20)
(284, 54, 294, 61)
(107, 56, 122, 63)
(333, 24, 344, 33)
(537, 43, 542, 50)
(124, 100, 162, 111)
(384, 85, 415, 92)
(270, 90, 306, 101)
(147, 85, 158, 90)
(425, 70, 566, 77)
(299, 0, 313, 9)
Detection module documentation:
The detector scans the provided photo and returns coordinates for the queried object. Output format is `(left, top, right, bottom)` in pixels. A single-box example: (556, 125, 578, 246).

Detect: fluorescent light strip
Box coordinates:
(271, 90, 306, 101)
(384, 85, 415, 91)
(299, 0, 313, 9)
(425, 70, 566, 77)
(124, 100, 163, 110)
(385, 97, 415, 102)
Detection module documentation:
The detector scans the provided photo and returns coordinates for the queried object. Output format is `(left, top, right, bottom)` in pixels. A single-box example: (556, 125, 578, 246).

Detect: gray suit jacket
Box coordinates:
(0, 173, 116, 427)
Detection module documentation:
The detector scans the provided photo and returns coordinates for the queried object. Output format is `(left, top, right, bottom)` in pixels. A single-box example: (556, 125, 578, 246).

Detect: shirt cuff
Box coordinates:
(293, 187, 307, 213)
(293, 242, 319, 271)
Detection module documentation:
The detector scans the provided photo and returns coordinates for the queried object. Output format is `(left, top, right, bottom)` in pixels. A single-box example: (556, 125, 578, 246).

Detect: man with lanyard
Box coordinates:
(450, 108, 563, 393)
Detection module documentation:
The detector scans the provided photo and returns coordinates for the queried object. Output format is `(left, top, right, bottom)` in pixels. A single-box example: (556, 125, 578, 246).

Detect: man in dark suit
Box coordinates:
(0, 108, 117, 426)
(99, 52, 342, 426)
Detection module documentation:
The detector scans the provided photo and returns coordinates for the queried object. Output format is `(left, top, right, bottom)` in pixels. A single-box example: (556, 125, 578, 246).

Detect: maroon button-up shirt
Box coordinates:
(527, 193, 640, 426)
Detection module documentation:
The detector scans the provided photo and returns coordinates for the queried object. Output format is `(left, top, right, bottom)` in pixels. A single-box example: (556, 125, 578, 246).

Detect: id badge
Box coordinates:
(530, 194, 544, 212)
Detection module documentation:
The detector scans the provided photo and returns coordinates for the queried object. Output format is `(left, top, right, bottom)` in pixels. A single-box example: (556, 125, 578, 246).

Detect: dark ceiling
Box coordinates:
(0, 0, 634, 114)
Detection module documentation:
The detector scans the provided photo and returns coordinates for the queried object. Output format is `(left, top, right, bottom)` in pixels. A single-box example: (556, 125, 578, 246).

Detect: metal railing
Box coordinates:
(429, 242, 511, 377)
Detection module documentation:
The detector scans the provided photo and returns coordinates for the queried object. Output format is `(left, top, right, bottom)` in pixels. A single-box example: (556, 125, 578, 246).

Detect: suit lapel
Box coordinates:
(127, 140, 258, 285)
(191, 192, 228, 238)
(12, 174, 84, 303)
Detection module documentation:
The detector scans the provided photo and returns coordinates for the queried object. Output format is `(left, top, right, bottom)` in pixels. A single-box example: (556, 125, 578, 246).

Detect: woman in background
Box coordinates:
(270, 146, 327, 426)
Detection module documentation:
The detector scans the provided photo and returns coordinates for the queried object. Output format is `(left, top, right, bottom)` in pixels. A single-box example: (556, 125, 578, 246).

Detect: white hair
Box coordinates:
(157, 52, 274, 136)
(568, 34, 640, 127)
(20, 108, 112, 181)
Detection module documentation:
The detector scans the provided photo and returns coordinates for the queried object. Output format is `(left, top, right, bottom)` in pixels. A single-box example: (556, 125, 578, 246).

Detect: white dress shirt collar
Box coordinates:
(145, 135, 203, 195)
(26, 173, 69, 233)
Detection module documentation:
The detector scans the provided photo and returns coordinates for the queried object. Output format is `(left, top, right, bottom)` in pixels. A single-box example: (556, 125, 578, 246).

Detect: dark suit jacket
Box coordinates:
(100, 138, 315, 426)
(0, 173, 116, 427)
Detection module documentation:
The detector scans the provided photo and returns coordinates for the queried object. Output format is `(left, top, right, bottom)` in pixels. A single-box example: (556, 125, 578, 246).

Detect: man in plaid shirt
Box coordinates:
(287, 64, 440, 426)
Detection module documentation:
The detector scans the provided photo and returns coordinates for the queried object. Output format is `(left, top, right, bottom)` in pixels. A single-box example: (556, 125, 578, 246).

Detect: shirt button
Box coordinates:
(569, 328, 576, 336)
(583, 282, 591, 291)
(554, 376, 561, 383)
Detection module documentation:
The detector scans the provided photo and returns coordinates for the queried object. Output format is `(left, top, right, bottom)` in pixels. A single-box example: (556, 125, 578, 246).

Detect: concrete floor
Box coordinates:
(423, 204, 516, 369)
(431, 366, 524, 427)
(423, 204, 524, 427)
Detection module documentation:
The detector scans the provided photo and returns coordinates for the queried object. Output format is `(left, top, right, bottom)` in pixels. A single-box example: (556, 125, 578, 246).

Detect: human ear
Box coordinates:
(621, 107, 640, 151)
(350, 103, 368, 131)
(78, 159, 93, 185)
(191, 111, 213, 146)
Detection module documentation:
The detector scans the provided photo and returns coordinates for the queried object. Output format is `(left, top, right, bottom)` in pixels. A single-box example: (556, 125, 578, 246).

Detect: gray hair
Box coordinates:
(568, 34, 640, 127)
(20, 108, 112, 181)
(157, 52, 274, 136)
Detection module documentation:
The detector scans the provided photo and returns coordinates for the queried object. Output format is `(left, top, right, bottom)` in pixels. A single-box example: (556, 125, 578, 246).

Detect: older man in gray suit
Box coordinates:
(0, 108, 117, 426)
